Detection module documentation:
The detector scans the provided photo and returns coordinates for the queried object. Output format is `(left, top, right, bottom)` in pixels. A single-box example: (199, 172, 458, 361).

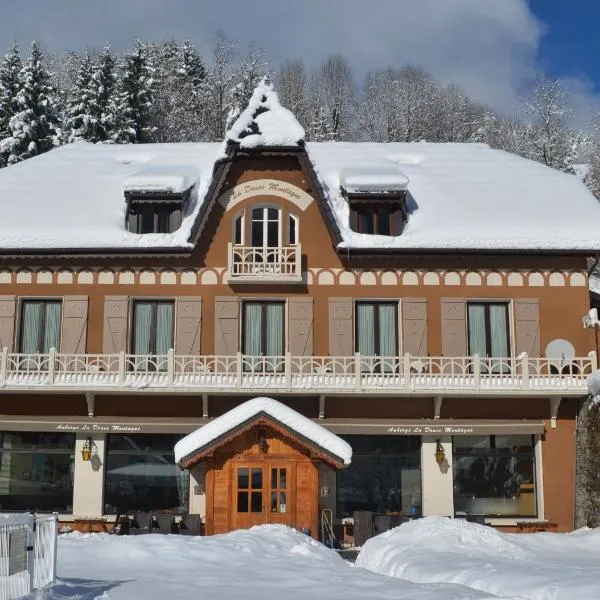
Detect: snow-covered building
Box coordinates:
(0, 79, 597, 537)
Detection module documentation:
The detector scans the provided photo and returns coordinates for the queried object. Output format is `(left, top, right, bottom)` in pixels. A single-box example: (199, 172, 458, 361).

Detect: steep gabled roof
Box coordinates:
(174, 397, 352, 468)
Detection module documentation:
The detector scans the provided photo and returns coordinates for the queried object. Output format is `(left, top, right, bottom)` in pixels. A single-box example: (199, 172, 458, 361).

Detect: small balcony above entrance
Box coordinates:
(227, 243, 303, 283)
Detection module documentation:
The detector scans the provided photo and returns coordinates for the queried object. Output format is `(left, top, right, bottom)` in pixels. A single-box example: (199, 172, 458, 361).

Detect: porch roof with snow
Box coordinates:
(0, 80, 600, 254)
(174, 397, 352, 469)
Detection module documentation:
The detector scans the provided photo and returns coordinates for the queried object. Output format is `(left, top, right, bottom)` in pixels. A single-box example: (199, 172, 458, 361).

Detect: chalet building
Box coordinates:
(0, 80, 598, 537)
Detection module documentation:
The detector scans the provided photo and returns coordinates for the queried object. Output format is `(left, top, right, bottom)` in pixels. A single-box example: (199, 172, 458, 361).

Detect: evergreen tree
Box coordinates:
(179, 40, 205, 88)
(90, 43, 118, 142)
(64, 49, 96, 142)
(1, 41, 61, 165)
(117, 40, 155, 143)
(0, 43, 22, 166)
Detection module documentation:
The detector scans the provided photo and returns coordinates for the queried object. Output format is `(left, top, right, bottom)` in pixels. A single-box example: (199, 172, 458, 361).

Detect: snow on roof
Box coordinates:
(306, 142, 600, 251)
(123, 165, 199, 194)
(225, 78, 305, 149)
(0, 142, 222, 250)
(340, 167, 409, 194)
(174, 397, 352, 466)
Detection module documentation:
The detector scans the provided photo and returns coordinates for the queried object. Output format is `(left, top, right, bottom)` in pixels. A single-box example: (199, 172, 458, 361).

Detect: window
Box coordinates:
(0, 432, 75, 512)
(288, 214, 298, 245)
(355, 302, 398, 371)
(337, 435, 421, 517)
(251, 206, 281, 247)
(467, 302, 510, 358)
(19, 300, 62, 353)
(237, 467, 263, 513)
(350, 202, 404, 236)
(104, 434, 186, 515)
(453, 435, 537, 517)
(243, 302, 285, 370)
(131, 302, 174, 369)
(233, 213, 244, 245)
(129, 204, 180, 234)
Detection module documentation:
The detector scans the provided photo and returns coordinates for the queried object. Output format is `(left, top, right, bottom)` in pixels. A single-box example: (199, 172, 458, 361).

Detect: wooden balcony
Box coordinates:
(227, 243, 302, 283)
(0, 349, 595, 397)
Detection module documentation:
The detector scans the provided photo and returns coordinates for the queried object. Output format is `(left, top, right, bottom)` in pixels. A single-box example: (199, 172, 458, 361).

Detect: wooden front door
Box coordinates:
(233, 463, 295, 530)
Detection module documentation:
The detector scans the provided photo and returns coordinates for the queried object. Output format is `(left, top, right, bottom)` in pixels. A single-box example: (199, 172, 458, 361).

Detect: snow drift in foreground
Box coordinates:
(356, 516, 600, 600)
(52, 524, 497, 600)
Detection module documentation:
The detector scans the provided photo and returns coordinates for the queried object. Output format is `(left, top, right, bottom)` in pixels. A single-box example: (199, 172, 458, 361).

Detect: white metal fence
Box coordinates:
(0, 514, 57, 600)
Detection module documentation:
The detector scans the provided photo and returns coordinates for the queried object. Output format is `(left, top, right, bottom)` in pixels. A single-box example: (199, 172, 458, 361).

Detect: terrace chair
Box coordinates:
(179, 513, 201, 536)
(115, 514, 131, 536)
(373, 515, 391, 535)
(131, 511, 154, 534)
(154, 513, 176, 534)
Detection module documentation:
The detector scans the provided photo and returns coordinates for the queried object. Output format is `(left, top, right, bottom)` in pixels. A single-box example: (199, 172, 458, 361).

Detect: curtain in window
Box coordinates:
(42, 302, 61, 352)
(468, 304, 487, 356)
(378, 304, 397, 372)
(265, 303, 284, 356)
(243, 303, 262, 356)
(133, 302, 152, 355)
(357, 304, 375, 356)
(155, 303, 174, 355)
(20, 302, 42, 354)
(489, 304, 509, 357)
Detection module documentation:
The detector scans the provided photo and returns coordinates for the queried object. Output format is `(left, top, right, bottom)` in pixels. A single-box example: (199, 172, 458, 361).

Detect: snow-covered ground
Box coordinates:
(40, 518, 600, 600)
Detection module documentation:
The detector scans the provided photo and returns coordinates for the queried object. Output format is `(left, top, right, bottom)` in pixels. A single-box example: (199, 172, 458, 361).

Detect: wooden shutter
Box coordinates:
(514, 298, 540, 357)
(402, 298, 427, 356)
(329, 298, 353, 356)
(0, 295, 16, 351)
(103, 296, 129, 354)
(214, 297, 239, 356)
(61, 296, 88, 353)
(288, 298, 313, 356)
(175, 297, 202, 355)
(441, 298, 467, 356)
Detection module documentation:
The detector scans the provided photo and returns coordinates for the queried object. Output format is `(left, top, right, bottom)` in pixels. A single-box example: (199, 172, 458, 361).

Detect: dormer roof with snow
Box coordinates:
(225, 78, 305, 149)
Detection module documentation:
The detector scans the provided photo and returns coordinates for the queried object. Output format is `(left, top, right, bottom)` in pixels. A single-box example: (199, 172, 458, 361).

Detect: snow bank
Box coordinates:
(52, 524, 498, 600)
(123, 166, 199, 194)
(356, 516, 600, 600)
(174, 396, 352, 465)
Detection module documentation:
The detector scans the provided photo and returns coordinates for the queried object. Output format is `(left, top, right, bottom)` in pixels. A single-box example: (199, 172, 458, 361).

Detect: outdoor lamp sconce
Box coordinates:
(435, 439, 445, 465)
(81, 437, 96, 462)
(258, 431, 268, 454)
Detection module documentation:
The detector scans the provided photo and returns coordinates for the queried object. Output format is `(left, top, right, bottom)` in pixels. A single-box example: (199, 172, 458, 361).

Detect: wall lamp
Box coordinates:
(81, 437, 97, 462)
(435, 439, 445, 465)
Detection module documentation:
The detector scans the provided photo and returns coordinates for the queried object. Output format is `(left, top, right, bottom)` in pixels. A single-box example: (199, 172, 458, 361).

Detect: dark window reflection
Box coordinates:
(337, 435, 422, 517)
(104, 434, 186, 515)
(0, 432, 75, 512)
(453, 435, 537, 517)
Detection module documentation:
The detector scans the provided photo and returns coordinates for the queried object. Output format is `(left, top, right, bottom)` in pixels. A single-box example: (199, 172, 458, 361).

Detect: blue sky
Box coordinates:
(0, 1, 597, 123)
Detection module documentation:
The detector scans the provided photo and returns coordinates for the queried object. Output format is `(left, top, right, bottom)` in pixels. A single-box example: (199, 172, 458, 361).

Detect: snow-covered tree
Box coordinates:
(0, 41, 62, 164)
(0, 43, 22, 166)
(584, 117, 600, 200)
(64, 49, 96, 142)
(277, 59, 310, 131)
(88, 43, 119, 142)
(116, 40, 155, 143)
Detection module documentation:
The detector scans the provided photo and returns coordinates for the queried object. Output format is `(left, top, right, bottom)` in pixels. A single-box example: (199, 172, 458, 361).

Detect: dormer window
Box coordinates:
(129, 202, 183, 234)
(349, 199, 405, 236)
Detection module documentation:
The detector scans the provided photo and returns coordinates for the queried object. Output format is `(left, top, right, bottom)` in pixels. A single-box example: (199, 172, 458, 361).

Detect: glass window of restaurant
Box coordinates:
(453, 435, 537, 517)
(0, 432, 75, 512)
(104, 434, 188, 515)
(337, 435, 421, 518)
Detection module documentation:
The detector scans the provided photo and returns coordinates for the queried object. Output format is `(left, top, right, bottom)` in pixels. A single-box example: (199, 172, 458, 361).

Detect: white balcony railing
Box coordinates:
(227, 243, 302, 282)
(0, 348, 595, 396)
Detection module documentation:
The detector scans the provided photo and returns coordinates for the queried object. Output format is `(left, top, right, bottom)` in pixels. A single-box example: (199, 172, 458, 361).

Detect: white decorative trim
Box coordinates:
(57, 271, 73, 284)
(548, 272, 566, 287)
(381, 271, 398, 286)
(77, 271, 93, 285)
(200, 271, 218, 285)
(465, 272, 482, 286)
(318, 271, 335, 285)
(570, 272, 586, 287)
(36, 270, 53, 284)
(218, 179, 314, 212)
(139, 271, 156, 285)
(507, 272, 523, 287)
(181, 271, 197, 285)
(118, 271, 135, 285)
(0, 271, 12, 284)
(360, 271, 377, 286)
(423, 272, 440, 286)
(402, 272, 419, 286)
(528, 272, 545, 287)
(486, 272, 502, 286)
(16, 271, 32, 284)
(339, 271, 356, 286)
(444, 272, 460, 286)
(98, 271, 114, 285)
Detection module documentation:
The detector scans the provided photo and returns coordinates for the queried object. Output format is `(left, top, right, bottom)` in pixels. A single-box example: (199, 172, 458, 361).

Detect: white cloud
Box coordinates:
(0, 0, 597, 120)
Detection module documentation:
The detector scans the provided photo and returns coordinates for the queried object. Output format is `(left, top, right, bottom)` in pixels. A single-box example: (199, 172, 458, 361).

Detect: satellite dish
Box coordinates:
(545, 339, 576, 372)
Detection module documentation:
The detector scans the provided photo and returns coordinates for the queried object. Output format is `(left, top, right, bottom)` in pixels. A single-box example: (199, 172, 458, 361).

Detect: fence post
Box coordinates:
(236, 351, 242, 389)
(285, 352, 292, 391)
(118, 351, 126, 385)
(48, 348, 56, 385)
(521, 352, 529, 389)
(473, 354, 481, 389)
(167, 348, 175, 384)
(589, 350, 598, 371)
(404, 353, 411, 389)
(354, 352, 361, 390)
(0, 346, 7, 382)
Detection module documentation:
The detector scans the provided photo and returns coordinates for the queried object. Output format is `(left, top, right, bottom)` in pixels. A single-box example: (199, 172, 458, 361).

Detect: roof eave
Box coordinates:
(337, 246, 598, 257)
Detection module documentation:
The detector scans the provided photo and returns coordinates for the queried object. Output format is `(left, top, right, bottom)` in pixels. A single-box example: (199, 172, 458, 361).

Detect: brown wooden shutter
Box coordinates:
(175, 297, 202, 355)
(441, 298, 467, 356)
(103, 296, 129, 354)
(0, 295, 16, 351)
(402, 298, 427, 356)
(328, 298, 353, 356)
(514, 298, 540, 357)
(61, 296, 89, 353)
(214, 297, 239, 356)
(288, 298, 313, 356)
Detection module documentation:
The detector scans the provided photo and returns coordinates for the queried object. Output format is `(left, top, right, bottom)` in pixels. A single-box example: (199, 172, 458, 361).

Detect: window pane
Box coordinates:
(155, 303, 174, 355)
(356, 304, 375, 356)
(133, 303, 153, 355)
(237, 491, 249, 513)
(271, 468, 277, 489)
(378, 206, 390, 235)
(271, 491, 277, 512)
(280, 468, 286, 490)
(234, 215, 243, 245)
(279, 491, 287, 513)
(267, 208, 278, 221)
(42, 302, 61, 352)
(251, 219, 263, 247)
(489, 304, 509, 357)
(141, 207, 154, 233)
(251, 491, 263, 512)
(378, 304, 397, 358)
(20, 302, 42, 353)
(267, 221, 278, 247)
(362, 208, 374, 234)
(289, 216, 296, 245)
(243, 303, 263, 356)
(251, 468, 263, 489)
(238, 468, 249, 489)
(468, 304, 487, 356)
(265, 304, 284, 356)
